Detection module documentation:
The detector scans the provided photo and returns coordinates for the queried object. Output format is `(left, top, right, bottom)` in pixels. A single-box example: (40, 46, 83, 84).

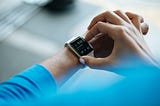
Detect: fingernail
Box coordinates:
(79, 58, 85, 64)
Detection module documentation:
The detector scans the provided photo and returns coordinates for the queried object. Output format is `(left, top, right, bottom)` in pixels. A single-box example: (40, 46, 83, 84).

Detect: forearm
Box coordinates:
(0, 47, 81, 104)
(40, 47, 82, 87)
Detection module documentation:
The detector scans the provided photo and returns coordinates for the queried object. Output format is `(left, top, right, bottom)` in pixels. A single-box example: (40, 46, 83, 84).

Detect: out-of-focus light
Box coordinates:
(23, 0, 51, 6)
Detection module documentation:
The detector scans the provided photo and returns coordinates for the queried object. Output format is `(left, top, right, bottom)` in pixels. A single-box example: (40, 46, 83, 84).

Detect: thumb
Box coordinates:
(81, 56, 111, 68)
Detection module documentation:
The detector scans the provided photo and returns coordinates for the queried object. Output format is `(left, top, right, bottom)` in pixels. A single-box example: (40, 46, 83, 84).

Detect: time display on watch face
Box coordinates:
(70, 37, 93, 56)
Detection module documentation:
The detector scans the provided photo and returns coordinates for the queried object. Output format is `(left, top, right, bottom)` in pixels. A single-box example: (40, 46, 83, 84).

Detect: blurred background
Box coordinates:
(0, 0, 160, 88)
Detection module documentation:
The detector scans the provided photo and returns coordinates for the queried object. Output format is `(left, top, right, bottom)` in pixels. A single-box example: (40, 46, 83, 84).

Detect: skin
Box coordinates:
(40, 10, 158, 87)
(83, 10, 158, 68)
(40, 47, 80, 87)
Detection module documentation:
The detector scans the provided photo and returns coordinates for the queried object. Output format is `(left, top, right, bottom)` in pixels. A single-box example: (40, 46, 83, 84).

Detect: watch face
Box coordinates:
(70, 37, 93, 56)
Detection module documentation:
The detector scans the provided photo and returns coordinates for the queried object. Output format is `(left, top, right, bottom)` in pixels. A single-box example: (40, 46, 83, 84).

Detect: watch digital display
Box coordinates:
(70, 37, 93, 56)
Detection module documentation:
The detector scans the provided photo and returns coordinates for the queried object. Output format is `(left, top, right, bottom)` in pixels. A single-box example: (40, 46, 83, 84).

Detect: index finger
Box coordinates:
(85, 22, 118, 41)
(88, 11, 125, 30)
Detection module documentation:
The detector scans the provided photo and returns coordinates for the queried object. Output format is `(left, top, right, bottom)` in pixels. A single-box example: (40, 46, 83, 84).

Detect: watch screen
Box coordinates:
(70, 37, 93, 56)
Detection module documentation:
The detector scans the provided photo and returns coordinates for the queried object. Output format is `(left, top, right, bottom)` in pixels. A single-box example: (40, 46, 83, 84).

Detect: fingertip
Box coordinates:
(141, 23, 149, 35)
(79, 58, 85, 64)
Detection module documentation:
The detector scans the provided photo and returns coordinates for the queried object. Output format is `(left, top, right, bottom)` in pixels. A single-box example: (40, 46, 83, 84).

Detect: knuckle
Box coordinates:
(118, 26, 127, 34)
(105, 10, 112, 15)
(96, 21, 104, 27)
(92, 16, 98, 22)
(116, 26, 128, 39)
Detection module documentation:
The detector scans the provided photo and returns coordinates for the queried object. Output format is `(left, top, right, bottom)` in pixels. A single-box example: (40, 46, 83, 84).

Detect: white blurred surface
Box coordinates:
(0, 0, 100, 81)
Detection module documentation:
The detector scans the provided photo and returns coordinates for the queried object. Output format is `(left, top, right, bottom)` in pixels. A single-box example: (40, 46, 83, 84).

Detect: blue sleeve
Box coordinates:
(0, 64, 56, 104)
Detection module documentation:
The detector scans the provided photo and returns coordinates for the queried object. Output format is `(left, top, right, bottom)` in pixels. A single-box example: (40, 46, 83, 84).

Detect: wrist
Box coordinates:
(63, 46, 80, 67)
(41, 47, 81, 87)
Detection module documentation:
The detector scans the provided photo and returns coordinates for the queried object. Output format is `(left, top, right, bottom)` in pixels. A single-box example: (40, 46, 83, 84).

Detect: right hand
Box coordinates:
(82, 10, 157, 69)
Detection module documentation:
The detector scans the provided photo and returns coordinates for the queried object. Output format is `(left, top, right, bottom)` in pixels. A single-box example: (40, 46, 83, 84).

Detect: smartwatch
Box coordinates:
(65, 36, 94, 59)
